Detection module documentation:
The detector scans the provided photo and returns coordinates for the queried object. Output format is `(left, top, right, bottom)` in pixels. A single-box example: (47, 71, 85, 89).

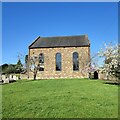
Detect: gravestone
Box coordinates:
(4, 78, 9, 83)
(9, 75, 13, 80)
(13, 75, 16, 80)
(2, 75, 6, 80)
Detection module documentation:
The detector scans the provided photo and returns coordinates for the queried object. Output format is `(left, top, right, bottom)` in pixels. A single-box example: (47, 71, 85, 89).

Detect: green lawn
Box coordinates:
(2, 79, 118, 118)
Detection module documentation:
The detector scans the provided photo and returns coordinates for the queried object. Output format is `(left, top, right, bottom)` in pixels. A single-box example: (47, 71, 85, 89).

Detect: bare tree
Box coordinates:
(79, 52, 99, 77)
(29, 55, 40, 80)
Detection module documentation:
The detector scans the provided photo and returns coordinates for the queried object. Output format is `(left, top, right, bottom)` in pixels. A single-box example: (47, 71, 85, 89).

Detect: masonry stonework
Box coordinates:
(29, 46, 90, 79)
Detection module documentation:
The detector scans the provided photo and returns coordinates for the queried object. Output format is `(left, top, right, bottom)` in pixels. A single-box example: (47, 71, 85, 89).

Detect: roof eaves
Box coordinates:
(29, 45, 90, 49)
(41, 34, 86, 38)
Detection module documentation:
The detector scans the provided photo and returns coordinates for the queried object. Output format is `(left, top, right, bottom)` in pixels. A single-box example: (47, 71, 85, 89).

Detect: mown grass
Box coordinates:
(2, 78, 118, 118)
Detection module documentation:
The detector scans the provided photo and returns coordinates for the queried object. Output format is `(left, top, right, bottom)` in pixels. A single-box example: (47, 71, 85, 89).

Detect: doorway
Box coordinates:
(94, 71, 98, 79)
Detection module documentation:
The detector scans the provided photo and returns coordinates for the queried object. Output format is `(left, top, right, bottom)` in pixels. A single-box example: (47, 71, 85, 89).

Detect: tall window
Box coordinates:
(56, 53, 62, 71)
(39, 53, 44, 71)
(73, 52, 79, 71)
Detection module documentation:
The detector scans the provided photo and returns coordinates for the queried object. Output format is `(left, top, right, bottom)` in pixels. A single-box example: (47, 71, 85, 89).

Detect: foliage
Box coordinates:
(15, 59, 23, 73)
(1, 64, 8, 70)
(25, 54, 28, 69)
(16, 74, 20, 79)
(0, 64, 8, 74)
(25, 55, 28, 64)
(2, 79, 118, 118)
(5, 64, 16, 74)
(1, 59, 23, 75)
(98, 43, 120, 82)
(1, 64, 16, 74)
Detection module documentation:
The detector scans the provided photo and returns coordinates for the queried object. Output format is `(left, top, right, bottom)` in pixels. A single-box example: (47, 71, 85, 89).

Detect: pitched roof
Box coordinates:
(29, 35, 90, 49)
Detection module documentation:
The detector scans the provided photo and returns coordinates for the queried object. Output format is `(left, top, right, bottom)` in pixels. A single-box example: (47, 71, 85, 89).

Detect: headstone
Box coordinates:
(13, 75, 16, 80)
(9, 75, 13, 80)
(4, 78, 9, 83)
(16, 76, 18, 80)
(2, 75, 6, 80)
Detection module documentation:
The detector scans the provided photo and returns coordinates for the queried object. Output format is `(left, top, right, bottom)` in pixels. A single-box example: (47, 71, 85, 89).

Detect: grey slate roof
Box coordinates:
(29, 35, 90, 49)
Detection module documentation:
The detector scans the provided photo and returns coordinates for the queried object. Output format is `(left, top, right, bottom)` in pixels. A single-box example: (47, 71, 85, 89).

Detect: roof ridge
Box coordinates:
(41, 34, 87, 38)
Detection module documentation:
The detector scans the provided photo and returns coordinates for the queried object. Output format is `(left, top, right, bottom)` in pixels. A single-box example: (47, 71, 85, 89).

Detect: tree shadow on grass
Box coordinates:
(104, 82, 120, 85)
(18, 79, 49, 83)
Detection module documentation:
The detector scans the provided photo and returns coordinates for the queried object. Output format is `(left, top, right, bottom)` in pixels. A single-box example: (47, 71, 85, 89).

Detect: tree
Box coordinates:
(25, 55, 28, 68)
(78, 52, 99, 78)
(21, 54, 29, 74)
(5, 64, 16, 74)
(29, 55, 40, 80)
(1, 64, 8, 74)
(15, 59, 23, 73)
(98, 43, 119, 82)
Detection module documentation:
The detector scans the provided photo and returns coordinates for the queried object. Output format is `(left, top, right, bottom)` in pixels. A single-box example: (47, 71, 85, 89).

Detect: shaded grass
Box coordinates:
(2, 79, 118, 118)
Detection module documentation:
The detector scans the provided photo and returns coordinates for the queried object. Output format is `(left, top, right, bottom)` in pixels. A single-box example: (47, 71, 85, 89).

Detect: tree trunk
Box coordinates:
(33, 67, 37, 80)
(106, 72, 109, 80)
(34, 73, 36, 80)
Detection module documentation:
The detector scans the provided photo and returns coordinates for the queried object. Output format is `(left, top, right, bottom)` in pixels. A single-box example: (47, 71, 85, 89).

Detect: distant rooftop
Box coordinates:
(29, 35, 90, 49)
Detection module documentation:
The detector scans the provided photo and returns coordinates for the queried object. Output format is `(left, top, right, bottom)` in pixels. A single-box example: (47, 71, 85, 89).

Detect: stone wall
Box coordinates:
(28, 46, 90, 79)
(20, 73, 28, 80)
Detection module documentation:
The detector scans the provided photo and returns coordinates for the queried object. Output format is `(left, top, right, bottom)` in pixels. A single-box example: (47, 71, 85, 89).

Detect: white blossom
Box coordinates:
(98, 43, 119, 81)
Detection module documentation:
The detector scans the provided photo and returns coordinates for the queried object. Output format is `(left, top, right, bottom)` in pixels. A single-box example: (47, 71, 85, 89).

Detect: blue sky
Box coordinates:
(2, 2, 118, 65)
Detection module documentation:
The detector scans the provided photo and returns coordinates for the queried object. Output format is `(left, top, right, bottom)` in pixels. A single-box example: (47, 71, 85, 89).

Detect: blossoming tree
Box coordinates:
(98, 43, 120, 82)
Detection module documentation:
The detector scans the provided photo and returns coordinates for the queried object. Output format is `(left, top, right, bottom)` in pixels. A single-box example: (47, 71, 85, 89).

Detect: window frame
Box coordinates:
(39, 53, 44, 71)
(73, 52, 79, 71)
(55, 53, 62, 71)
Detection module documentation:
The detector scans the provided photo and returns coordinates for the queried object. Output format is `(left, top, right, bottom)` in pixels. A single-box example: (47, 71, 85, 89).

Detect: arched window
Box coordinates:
(39, 53, 44, 71)
(56, 53, 62, 71)
(39, 53, 44, 63)
(73, 52, 79, 71)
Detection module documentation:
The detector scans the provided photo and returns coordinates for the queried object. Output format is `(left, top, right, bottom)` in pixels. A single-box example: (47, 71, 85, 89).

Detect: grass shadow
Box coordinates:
(104, 82, 119, 85)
